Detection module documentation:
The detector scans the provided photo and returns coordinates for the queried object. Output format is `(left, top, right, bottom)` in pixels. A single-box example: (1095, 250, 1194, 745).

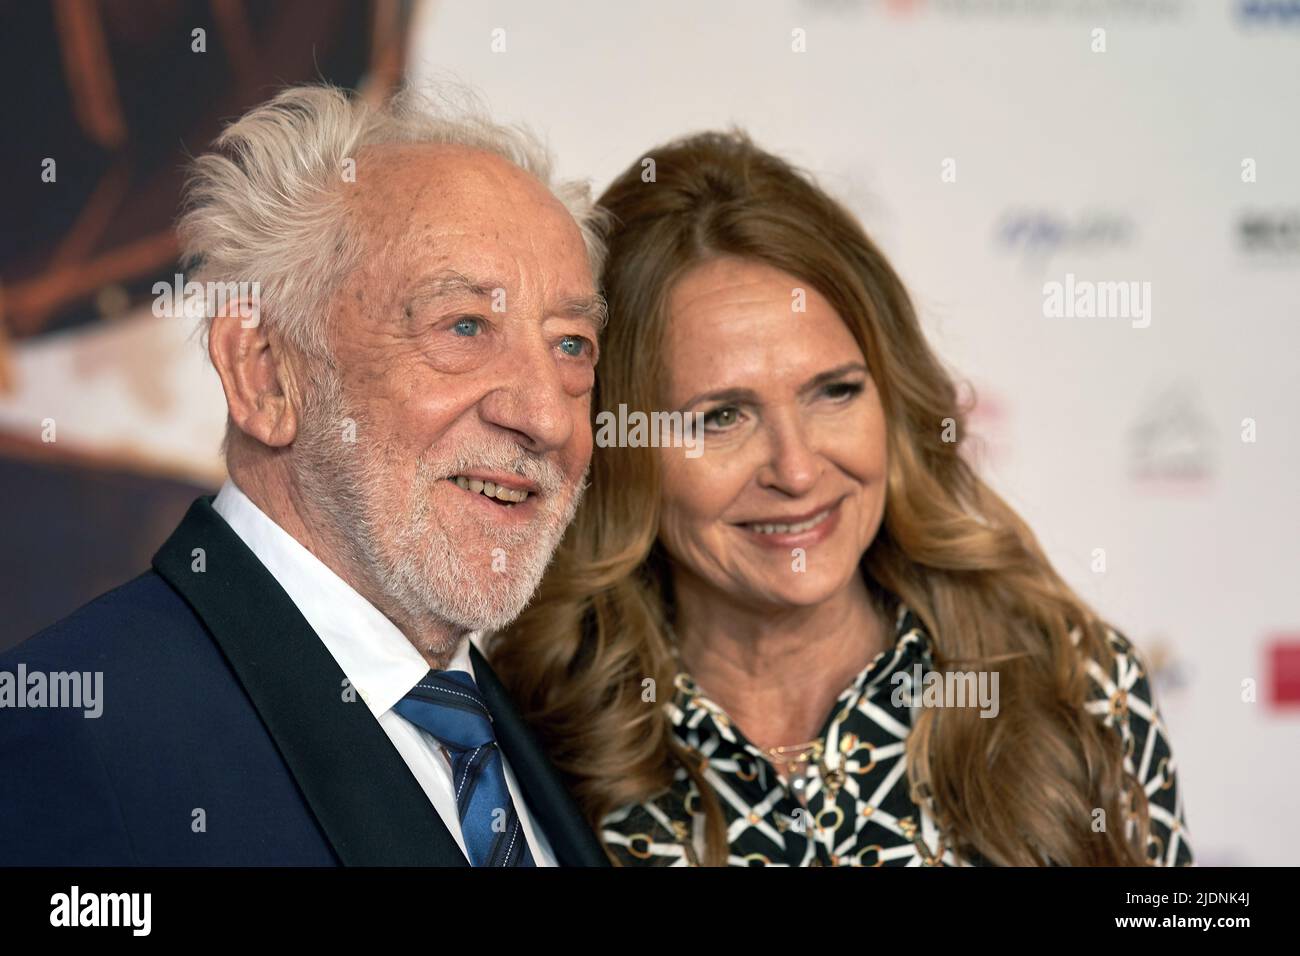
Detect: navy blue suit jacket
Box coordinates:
(0, 497, 608, 866)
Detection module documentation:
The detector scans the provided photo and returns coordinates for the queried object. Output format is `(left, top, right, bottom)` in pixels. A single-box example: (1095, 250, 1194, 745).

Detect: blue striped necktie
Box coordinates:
(393, 669, 535, 867)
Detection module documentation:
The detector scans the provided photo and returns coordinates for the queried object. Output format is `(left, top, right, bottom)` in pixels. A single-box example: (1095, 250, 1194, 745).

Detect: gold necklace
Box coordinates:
(765, 739, 823, 763)
(765, 739, 824, 801)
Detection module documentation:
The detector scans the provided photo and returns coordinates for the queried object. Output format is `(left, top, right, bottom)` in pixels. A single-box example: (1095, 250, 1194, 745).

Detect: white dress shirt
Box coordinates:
(212, 479, 557, 866)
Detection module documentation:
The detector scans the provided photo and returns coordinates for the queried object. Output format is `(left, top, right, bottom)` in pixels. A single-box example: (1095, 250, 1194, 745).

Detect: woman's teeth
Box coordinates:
(450, 476, 531, 503)
(747, 508, 831, 535)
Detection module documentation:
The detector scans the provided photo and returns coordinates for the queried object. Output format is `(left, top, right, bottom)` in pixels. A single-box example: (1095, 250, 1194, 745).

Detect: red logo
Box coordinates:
(1267, 636, 1300, 707)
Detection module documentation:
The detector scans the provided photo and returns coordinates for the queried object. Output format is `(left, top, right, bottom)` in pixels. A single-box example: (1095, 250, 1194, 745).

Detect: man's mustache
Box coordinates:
(426, 441, 569, 498)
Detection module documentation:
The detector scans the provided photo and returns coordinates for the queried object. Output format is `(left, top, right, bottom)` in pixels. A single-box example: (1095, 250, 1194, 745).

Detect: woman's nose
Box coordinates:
(755, 415, 822, 497)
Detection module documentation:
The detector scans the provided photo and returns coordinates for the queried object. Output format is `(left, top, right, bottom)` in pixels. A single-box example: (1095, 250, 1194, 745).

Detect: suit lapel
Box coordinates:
(153, 497, 467, 866)
(470, 644, 610, 867)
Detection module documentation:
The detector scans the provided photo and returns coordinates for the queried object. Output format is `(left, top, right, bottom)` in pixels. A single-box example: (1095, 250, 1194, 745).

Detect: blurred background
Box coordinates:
(1, 0, 1296, 865)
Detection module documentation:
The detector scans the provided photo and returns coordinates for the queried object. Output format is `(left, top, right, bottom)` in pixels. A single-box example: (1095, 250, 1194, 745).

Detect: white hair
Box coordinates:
(177, 82, 608, 361)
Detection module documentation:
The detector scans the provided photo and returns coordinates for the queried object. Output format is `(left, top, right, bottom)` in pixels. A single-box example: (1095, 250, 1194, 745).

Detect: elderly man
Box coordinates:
(0, 85, 609, 866)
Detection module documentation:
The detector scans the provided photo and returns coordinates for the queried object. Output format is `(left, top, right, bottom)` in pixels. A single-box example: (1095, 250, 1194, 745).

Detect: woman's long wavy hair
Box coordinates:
(487, 130, 1153, 866)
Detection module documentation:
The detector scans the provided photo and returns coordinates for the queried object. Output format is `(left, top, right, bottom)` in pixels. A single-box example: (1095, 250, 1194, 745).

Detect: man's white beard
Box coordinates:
(289, 367, 585, 647)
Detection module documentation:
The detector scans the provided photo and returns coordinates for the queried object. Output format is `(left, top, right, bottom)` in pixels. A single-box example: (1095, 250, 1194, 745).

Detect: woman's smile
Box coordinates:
(732, 495, 847, 548)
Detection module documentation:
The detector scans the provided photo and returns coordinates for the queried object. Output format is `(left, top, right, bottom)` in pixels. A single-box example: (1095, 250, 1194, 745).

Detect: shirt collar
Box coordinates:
(211, 479, 475, 721)
(667, 601, 934, 748)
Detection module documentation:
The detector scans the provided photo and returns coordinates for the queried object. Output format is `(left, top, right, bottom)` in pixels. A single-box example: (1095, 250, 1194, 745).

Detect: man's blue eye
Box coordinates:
(453, 317, 481, 336)
(559, 335, 588, 357)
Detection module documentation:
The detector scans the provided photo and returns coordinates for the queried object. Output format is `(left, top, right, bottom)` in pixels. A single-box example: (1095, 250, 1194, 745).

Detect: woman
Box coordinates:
(487, 130, 1193, 867)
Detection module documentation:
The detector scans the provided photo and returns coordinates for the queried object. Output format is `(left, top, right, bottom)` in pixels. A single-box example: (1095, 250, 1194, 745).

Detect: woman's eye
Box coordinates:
(558, 335, 594, 358)
(703, 406, 740, 429)
(824, 381, 865, 401)
(452, 317, 482, 336)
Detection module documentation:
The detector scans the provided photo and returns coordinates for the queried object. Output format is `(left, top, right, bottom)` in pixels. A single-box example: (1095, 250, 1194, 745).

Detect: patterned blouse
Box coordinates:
(601, 602, 1194, 866)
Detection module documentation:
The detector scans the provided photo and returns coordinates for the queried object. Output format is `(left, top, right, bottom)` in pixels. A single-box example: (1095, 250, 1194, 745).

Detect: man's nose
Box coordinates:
(476, 337, 576, 453)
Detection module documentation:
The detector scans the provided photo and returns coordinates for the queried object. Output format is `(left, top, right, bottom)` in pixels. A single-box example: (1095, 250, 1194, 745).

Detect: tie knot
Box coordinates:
(394, 669, 496, 752)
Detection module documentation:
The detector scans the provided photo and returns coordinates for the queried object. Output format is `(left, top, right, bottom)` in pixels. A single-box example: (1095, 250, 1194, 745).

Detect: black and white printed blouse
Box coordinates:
(601, 602, 1194, 866)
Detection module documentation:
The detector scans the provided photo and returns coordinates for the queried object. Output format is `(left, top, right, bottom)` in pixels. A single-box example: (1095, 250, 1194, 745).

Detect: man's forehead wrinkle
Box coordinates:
(341, 145, 594, 336)
(351, 147, 469, 237)
(353, 143, 573, 246)
(361, 144, 533, 204)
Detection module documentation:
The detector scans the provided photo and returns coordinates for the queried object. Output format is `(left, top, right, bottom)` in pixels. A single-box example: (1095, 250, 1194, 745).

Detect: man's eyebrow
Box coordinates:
(406, 273, 608, 330)
(406, 271, 503, 305)
(554, 293, 608, 330)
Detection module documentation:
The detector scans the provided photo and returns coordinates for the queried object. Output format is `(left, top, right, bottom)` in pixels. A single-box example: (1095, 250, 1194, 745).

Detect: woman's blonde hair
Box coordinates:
(488, 129, 1152, 866)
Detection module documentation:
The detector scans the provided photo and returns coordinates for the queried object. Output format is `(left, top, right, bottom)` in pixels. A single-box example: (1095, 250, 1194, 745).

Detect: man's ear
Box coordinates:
(208, 305, 301, 449)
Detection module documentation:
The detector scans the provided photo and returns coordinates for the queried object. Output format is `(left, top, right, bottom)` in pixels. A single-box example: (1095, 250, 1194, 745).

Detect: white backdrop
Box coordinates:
(409, 0, 1300, 865)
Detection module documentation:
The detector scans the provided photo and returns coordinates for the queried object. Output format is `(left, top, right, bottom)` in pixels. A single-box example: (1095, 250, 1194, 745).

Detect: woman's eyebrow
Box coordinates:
(679, 386, 760, 411)
(680, 362, 868, 410)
